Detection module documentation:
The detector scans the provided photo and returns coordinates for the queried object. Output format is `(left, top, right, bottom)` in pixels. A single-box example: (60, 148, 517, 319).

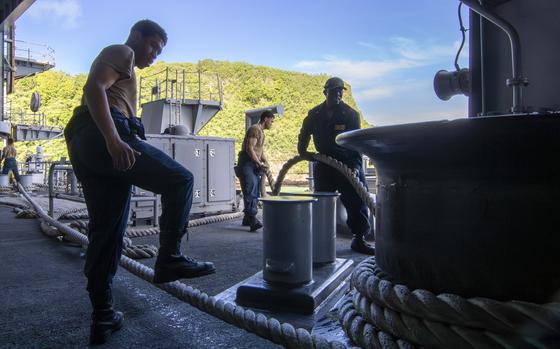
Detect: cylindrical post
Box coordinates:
(282, 192, 339, 265)
(182, 69, 185, 100)
(308, 162, 314, 191)
(48, 162, 56, 217)
(261, 196, 315, 286)
(154, 78, 159, 101)
(68, 169, 78, 195)
(310, 192, 338, 264)
(175, 70, 178, 100)
(198, 70, 202, 101)
(165, 67, 169, 100)
(218, 75, 223, 106)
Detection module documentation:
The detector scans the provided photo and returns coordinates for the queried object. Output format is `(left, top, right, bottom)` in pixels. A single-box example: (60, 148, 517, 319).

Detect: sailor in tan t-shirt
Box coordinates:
(1, 137, 20, 182)
(236, 110, 275, 231)
(80, 44, 137, 119)
(63, 19, 215, 346)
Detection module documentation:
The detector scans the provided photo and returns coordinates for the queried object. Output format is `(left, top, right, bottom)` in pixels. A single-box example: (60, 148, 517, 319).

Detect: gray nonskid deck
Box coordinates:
(0, 199, 367, 348)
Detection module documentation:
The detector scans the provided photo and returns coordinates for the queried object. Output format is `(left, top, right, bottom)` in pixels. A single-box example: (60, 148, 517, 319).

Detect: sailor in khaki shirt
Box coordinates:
(236, 110, 275, 231)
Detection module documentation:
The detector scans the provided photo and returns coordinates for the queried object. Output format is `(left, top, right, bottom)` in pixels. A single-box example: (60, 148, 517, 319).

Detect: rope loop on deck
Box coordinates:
(15, 208, 39, 218)
(265, 153, 374, 215)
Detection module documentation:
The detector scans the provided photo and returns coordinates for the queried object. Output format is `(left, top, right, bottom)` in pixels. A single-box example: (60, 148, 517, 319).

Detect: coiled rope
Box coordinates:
(17, 183, 348, 349)
(338, 257, 560, 348)
(122, 236, 159, 259)
(64, 220, 157, 259)
(125, 212, 244, 238)
(0, 185, 15, 193)
(57, 206, 244, 259)
(337, 296, 415, 349)
(15, 207, 39, 218)
(56, 207, 89, 220)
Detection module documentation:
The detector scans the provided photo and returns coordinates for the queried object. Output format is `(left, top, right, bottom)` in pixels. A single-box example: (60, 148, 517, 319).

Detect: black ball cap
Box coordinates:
(324, 77, 347, 90)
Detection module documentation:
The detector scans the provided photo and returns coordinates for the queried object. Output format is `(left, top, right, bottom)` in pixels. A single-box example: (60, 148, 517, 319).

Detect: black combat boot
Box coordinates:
(350, 236, 375, 255)
(242, 214, 251, 226)
(90, 309, 124, 345)
(248, 215, 263, 232)
(88, 289, 124, 345)
(153, 234, 215, 283)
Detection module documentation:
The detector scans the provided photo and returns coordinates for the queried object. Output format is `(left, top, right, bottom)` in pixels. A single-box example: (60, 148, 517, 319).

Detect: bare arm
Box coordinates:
(246, 137, 264, 167)
(83, 63, 140, 171)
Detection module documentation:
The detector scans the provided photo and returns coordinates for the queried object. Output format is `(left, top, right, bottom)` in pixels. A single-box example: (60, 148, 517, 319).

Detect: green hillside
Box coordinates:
(9, 60, 369, 177)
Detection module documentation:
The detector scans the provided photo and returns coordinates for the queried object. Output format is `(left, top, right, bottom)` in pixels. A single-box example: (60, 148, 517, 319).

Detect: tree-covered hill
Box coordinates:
(9, 60, 369, 178)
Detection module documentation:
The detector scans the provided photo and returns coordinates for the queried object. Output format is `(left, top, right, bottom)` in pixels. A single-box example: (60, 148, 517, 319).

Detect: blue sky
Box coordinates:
(16, 0, 469, 126)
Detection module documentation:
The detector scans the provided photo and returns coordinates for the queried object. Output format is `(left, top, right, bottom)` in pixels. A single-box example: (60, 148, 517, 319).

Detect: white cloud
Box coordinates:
(354, 86, 395, 101)
(390, 37, 462, 61)
(363, 90, 469, 126)
(357, 41, 379, 50)
(355, 81, 427, 102)
(294, 36, 470, 125)
(294, 56, 419, 88)
(294, 36, 469, 90)
(27, 0, 82, 28)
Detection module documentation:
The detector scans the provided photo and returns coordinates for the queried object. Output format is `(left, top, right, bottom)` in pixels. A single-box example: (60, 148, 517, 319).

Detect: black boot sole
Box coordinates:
(89, 313, 124, 345)
(249, 223, 263, 232)
(350, 242, 376, 255)
(153, 266, 216, 284)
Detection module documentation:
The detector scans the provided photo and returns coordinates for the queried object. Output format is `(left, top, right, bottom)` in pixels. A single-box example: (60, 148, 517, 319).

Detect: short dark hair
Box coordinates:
(260, 110, 275, 122)
(7, 138, 14, 145)
(130, 19, 168, 45)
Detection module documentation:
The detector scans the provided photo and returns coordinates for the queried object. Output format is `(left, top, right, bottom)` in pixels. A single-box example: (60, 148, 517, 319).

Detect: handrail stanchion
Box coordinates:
(165, 67, 169, 100)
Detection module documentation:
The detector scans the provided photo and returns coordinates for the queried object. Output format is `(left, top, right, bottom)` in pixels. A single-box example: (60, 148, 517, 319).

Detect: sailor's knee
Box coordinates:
(179, 168, 193, 186)
(171, 168, 193, 196)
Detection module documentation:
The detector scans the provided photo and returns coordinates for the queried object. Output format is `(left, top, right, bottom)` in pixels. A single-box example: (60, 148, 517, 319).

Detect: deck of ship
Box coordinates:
(0, 193, 367, 348)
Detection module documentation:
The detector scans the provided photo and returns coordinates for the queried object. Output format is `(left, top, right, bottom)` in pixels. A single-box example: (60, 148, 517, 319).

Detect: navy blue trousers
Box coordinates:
(2, 158, 20, 181)
(65, 107, 193, 302)
(238, 160, 260, 216)
(314, 162, 370, 238)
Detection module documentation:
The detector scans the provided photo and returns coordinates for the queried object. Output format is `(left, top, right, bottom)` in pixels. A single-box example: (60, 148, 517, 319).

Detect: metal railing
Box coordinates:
(3, 104, 67, 129)
(48, 162, 79, 217)
(47, 162, 158, 225)
(6, 111, 48, 126)
(14, 39, 55, 67)
(138, 67, 223, 108)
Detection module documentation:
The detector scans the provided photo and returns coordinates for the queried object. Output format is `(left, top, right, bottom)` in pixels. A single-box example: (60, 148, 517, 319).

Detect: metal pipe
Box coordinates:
(479, 11, 486, 115)
(48, 163, 74, 216)
(198, 70, 202, 101)
(165, 67, 169, 100)
(68, 169, 78, 195)
(175, 69, 179, 100)
(182, 69, 185, 100)
(218, 75, 223, 107)
(460, 0, 527, 113)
